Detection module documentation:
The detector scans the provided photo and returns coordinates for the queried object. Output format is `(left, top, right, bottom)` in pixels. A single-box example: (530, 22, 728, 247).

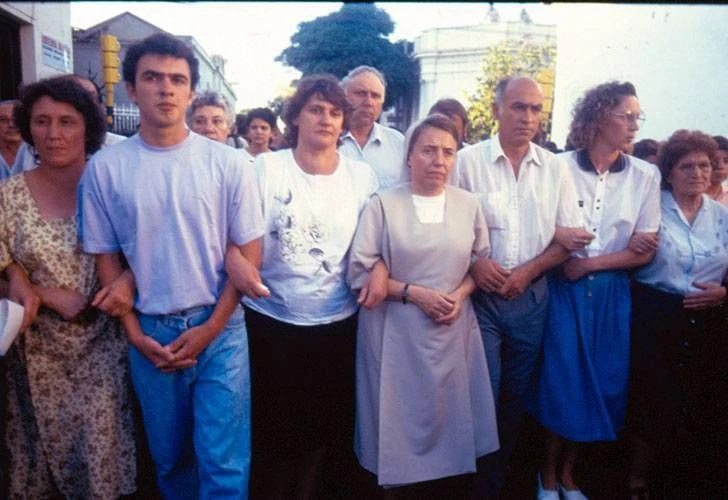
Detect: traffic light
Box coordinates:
(100, 34, 120, 127)
(100, 34, 120, 85)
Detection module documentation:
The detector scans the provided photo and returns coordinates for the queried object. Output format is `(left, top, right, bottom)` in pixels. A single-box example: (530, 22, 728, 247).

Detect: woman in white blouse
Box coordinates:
(226, 74, 378, 499)
(628, 130, 728, 499)
(529, 81, 661, 499)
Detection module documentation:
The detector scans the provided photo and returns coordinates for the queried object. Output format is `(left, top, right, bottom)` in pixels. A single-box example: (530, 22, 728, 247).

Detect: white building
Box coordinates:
(551, 4, 728, 147)
(412, 16, 555, 122)
(0, 2, 73, 99)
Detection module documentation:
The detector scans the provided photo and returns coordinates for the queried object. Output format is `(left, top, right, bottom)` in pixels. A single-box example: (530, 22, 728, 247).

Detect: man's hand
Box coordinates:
(6, 264, 41, 332)
(497, 266, 535, 300)
(471, 257, 510, 293)
(683, 282, 726, 310)
(561, 257, 593, 282)
(554, 227, 595, 251)
(129, 331, 178, 370)
(357, 259, 388, 310)
(628, 232, 660, 255)
(161, 323, 218, 372)
(91, 269, 135, 316)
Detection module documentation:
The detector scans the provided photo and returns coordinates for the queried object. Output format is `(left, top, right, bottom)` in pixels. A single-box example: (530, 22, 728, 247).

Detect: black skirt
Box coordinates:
(627, 282, 728, 471)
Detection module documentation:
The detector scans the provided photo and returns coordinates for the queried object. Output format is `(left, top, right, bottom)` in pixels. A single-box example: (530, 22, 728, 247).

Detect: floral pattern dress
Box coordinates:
(0, 174, 136, 499)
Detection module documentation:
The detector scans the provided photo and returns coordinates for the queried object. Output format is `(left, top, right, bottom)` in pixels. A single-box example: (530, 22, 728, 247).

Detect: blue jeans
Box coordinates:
(130, 305, 250, 500)
(470, 276, 549, 496)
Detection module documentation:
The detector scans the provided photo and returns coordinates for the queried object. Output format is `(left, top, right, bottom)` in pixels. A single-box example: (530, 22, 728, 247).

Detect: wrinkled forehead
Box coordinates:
(193, 105, 226, 117)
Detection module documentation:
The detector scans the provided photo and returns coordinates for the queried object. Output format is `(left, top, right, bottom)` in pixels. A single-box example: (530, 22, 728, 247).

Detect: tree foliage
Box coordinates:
(467, 40, 556, 142)
(277, 3, 417, 109)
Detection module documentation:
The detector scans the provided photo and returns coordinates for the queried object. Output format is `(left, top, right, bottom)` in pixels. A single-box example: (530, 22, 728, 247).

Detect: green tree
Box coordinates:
(467, 39, 556, 142)
(277, 3, 417, 109)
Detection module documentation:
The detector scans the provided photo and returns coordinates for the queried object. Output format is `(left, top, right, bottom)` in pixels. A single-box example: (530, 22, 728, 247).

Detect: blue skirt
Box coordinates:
(528, 271, 631, 441)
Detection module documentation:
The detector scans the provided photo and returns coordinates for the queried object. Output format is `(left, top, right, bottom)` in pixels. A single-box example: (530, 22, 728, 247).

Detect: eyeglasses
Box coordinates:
(609, 111, 646, 125)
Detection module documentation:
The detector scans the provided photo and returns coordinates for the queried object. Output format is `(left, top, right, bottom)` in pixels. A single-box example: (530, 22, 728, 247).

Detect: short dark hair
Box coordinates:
(428, 98, 468, 133)
(281, 74, 350, 148)
(404, 113, 459, 165)
(657, 129, 717, 191)
(122, 33, 199, 89)
(567, 81, 637, 150)
(632, 138, 659, 161)
(245, 108, 277, 131)
(713, 135, 728, 153)
(15, 76, 106, 156)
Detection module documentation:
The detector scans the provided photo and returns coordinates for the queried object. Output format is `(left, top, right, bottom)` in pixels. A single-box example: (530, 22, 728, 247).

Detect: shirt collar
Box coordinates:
(662, 190, 711, 221)
(342, 122, 382, 146)
(489, 133, 542, 167)
(576, 148, 627, 173)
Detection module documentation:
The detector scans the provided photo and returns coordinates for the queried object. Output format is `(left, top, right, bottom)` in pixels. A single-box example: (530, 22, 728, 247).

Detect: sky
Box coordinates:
(70, 2, 559, 111)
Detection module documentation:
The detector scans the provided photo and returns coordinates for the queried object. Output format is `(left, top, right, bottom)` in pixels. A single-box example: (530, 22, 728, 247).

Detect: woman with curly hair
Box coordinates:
(529, 81, 661, 499)
(627, 130, 728, 498)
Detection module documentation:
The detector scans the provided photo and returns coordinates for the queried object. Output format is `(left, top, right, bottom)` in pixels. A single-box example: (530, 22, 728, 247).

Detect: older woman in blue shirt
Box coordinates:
(627, 130, 728, 498)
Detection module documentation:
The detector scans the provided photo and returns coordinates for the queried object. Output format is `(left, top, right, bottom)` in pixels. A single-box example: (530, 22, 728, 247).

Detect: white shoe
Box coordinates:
(559, 483, 588, 500)
(536, 473, 559, 500)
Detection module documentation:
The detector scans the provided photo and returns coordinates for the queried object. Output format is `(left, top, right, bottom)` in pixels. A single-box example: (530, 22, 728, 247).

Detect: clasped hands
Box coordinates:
(470, 257, 535, 300)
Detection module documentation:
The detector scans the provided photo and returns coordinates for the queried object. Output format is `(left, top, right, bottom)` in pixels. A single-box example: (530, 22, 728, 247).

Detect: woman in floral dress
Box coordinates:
(1, 76, 136, 499)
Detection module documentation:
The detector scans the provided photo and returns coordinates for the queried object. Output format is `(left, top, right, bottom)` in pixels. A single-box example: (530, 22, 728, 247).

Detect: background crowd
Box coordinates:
(0, 31, 726, 500)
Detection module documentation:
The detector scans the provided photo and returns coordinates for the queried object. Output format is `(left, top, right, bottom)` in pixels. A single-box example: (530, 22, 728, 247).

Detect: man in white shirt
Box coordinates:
(339, 65, 405, 188)
(455, 76, 592, 497)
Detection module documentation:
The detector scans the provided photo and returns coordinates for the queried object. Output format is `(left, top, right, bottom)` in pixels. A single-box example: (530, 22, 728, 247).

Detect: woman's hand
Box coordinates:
(554, 227, 595, 251)
(436, 288, 467, 325)
(683, 282, 726, 310)
(408, 284, 456, 323)
(91, 268, 135, 316)
(35, 286, 89, 321)
(628, 232, 660, 254)
(358, 259, 389, 310)
(225, 245, 270, 299)
(561, 257, 593, 282)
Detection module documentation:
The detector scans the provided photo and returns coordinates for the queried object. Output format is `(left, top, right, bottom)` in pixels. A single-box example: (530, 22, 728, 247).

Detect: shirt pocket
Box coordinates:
(481, 190, 508, 230)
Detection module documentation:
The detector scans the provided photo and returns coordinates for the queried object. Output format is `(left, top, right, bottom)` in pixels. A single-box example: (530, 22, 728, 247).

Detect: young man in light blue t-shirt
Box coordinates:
(80, 33, 264, 499)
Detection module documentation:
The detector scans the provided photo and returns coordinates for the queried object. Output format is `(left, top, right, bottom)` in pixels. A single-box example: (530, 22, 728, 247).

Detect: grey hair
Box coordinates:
(0, 99, 20, 107)
(185, 91, 233, 127)
(341, 65, 387, 92)
(494, 77, 513, 109)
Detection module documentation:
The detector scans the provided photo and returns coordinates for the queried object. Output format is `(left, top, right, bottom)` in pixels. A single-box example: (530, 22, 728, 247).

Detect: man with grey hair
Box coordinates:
(339, 65, 405, 188)
(455, 76, 592, 497)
